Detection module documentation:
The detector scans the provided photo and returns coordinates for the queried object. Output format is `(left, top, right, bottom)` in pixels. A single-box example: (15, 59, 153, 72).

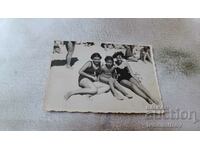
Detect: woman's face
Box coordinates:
(116, 55, 123, 63)
(92, 56, 101, 65)
(105, 60, 114, 68)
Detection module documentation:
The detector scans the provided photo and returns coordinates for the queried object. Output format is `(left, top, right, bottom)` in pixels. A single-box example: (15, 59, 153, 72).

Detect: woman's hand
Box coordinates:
(93, 76, 98, 82)
(134, 75, 142, 84)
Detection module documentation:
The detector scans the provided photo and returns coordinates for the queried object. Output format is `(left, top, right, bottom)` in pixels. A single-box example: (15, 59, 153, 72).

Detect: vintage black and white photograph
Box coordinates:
(45, 41, 163, 113)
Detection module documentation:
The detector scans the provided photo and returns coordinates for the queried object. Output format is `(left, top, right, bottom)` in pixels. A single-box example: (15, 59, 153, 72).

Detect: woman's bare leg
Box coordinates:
(86, 82, 110, 99)
(113, 81, 132, 98)
(127, 56, 138, 62)
(65, 41, 75, 68)
(146, 53, 152, 63)
(64, 78, 97, 100)
(99, 76, 123, 100)
(93, 82, 110, 95)
(143, 54, 147, 63)
(130, 77, 152, 96)
(120, 80, 153, 104)
(129, 78, 159, 104)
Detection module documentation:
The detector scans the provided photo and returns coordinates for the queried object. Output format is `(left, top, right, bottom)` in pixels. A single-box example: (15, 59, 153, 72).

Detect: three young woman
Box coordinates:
(65, 51, 158, 105)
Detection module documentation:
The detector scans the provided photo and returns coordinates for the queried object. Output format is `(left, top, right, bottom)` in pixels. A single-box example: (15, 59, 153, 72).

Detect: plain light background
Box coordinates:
(0, 18, 200, 130)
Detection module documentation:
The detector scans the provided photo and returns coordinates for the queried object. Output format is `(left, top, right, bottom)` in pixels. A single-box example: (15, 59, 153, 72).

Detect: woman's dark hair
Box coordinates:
(105, 56, 114, 62)
(104, 56, 114, 62)
(112, 51, 125, 58)
(91, 52, 102, 59)
(143, 46, 150, 52)
(101, 43, 106, 48)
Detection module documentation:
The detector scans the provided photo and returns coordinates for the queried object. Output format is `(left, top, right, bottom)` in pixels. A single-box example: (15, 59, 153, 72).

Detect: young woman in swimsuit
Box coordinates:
(99, 56, 133, 100)
(113, 51, 159, 104)
(64, 53, 110, 100)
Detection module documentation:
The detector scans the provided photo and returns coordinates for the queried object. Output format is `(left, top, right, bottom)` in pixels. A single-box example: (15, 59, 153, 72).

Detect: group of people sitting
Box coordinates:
(64, 51, 158, 105)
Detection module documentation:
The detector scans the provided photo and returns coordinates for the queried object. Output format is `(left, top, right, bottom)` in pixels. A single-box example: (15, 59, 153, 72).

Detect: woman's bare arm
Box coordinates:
(126, 61, 141, 83)
(79, 61, 96, 80)
(112, 66, 118, 79)
(125, 62, 135, 77)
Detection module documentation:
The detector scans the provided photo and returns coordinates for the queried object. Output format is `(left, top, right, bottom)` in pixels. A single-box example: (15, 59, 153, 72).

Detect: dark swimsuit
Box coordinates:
(78, 61, 102, 84)
(115, 66, 133, 82)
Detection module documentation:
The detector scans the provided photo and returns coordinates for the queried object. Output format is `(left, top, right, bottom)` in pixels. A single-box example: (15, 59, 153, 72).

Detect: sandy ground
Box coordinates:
(45, 43, 163, 113)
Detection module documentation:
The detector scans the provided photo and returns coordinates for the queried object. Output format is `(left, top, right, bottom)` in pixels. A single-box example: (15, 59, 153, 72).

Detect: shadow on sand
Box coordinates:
(51, 57, 79, 67)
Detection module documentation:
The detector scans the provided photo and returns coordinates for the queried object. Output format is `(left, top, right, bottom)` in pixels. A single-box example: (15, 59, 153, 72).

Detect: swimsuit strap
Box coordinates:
(90, 61, 101, 76)
(116, 61, 126, 68)
(90, 61, 93, 68)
